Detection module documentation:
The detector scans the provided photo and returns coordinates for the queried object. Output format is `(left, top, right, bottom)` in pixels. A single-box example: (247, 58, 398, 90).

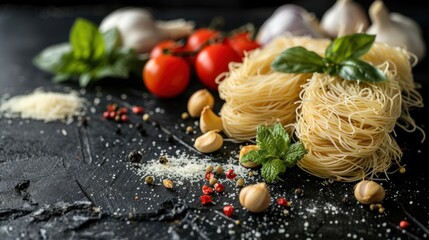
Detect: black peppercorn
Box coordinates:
(136, 123, 143, 131)
(165, 134, 174, 143)
(342, 196, 351, 205)
(294, 188, 303, 197)
(80, 117, 88, 127)
(128, 150, 143, 164)
(159, 156, 168, 164)
(152, 121, 160, 129)
(115, 127, 122, 135)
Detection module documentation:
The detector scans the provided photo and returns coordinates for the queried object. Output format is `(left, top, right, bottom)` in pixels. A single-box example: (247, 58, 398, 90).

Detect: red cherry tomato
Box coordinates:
(195, 43, 241, 90)
(186, 28, 220, 52)
(143, 55, 190, 98)
(226, 32, 261, 58)
(150, 40, 188, 59)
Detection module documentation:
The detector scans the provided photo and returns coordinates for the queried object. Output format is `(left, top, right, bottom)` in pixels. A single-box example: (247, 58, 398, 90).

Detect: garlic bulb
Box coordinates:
(367, 1, 426, 60)
(354, 180, 385, 204)
(99, 8, 194, 53)
(187, 89, 215, 118)
(194, 130, 223, 153)
(239, 145, 261, 168)
(256, 5, 326, 45)
(200, 106, 223, 133)
(321, 0, 368, 38)
(239, 182, 271, 213)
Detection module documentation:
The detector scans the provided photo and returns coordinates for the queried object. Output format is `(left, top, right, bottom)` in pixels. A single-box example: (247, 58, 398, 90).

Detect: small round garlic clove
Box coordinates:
(239, 182, 271, 213)
(321, 0, 369, 38)
(194, 130, 223, 153)
(239, 145, 261, 168)
(367, 0, 426, 60)
(200, 106, 223, 133)
(354, 180, 385, 204)
(187, 89, 215, 118)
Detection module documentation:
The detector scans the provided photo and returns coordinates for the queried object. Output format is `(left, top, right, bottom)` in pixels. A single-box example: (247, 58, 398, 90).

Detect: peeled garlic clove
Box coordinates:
(239, 145, 261, 168)
(239, 182, 271, 213)
(367, 0, 426, 60)
(354, 180, 385, 204)
(194, 130, 223, 153)
(187, 89, 215, 118)
(200, 106, 223, 133)
(321, 0, 368, 38)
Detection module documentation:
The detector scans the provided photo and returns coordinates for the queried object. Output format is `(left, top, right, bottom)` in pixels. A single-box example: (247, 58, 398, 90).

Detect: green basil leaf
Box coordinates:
(240, 149, 272, 164)
(284, 142, 307, 168)
(339, 59, 386, 82)
(261, 159, 286, 183)
(271, 46, 324, 73)
(103, 28, 121, 54)
(325, 34, 375, 63)
(33, 43, 73, 72)
(70, 18, 105, 61)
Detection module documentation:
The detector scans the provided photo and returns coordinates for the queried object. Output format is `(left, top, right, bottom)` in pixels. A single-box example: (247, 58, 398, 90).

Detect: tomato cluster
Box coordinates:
(142, 28, 260, 98)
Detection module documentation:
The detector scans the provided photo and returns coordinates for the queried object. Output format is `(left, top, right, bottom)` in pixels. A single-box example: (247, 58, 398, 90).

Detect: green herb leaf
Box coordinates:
(284, 142, 307, 168)
(271, 47, 324, 73)
(261, 159, 286, 183)
(339, 59, 386, 82)
(239, 149, 273, 164)
(103, 28, 121, 54)
(325, 34, 375, 63)
(33, 43, 73, 72)
(70, 18, 105, 61)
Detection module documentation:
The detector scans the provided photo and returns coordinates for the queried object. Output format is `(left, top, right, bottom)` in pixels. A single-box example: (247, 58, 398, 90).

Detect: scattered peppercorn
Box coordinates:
(214, 182, 224, 193)
(159, 156, 169, 164)
(115, 126, 122, 135)
(103, 111, 110, 119)
(107, 103, 118, 112)
(236, 178, 245, 187)
(144, 176, 154, 185)
(205, 172, 214, 181)
(223, 205, 234, 217)
(120, 114, 128, 122)
(200, 195, 212, 205)
(186, 126, 194, 134)
(152, 121, 160, 129)
(369, 204, 378, 211)
(277, 197, 290, 207)
(128, 150, 142, 164)
(143, 113, 151, 122)
(136, 123, 143, 131)
(206, 165, 214, 173)
(118, 107, 128, 115)
(109, 111, 117, 119)
(215, 165, 223, 175)
(341, 196, 351, 205)
(225, 169, 237, 179)
(165, 134, 174, 143)
(399, 220, 409, 229)
(209, 177, 218, 185)
(294, 188, 303, 197)
(378, 207, 385, 214)
(163, 179, 173, 189)
(399, 167, 406, 174)
(79, 116, 88, 127)
(202, 185, 214, 195)
(181, 112, 189, 120)
(132, 106, 144, 114)
(114, 114, 121, 122)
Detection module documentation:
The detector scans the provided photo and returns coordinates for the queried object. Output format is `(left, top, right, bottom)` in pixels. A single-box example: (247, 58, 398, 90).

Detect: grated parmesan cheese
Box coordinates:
(137, 154, 248, 184)
(0, 89, 84, 122)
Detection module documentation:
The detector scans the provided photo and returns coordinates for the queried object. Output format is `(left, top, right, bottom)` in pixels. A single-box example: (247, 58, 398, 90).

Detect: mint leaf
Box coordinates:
(271, 47, 324, 73)
(339, 59, 386, 82)
(284, 142, 307, 168)
(240, 149, 272, 164)
(256, 125, 271, 151)
(325, 34, 375, 63)
(269, 123, 290, 158)
(70, 18, 105, 61)
(261, 159, 286, 183)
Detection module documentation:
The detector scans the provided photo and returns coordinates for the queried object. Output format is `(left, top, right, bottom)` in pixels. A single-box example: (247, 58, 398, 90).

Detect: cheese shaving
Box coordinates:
(0, 89, 84, 122)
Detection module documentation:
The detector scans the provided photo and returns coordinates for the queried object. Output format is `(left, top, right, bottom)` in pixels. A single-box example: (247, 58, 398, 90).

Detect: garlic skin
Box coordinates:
(354, 180, 385, 204)
(200, 106, 223, 133)
(239, 183, 271, 213)
(256, 5, 326, 46)
(321, 0, 369, 38)
(367, 1, 426, 60)
(99, 8, 194, 53)
(194, 130, 223, 153)
(239, 145, 261, 168)
(187, 89, 215, 118)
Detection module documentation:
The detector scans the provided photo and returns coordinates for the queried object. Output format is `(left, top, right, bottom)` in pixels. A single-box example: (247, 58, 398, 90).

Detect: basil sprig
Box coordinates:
(271, 34, 386, 82)
(34, 18, 143, 87)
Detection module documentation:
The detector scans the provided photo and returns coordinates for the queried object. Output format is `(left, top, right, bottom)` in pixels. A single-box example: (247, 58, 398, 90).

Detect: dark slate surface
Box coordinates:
(0, 4, 429, 240)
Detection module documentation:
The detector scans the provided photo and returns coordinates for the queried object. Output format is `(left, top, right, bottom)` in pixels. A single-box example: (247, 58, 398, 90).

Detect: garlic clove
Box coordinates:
(321, 0, 369, 38)
(367, 0, 426, 60)
(156, 19, 195, 39)
(239, 182, 271, 213)
(239, 145, 261, 168)
(354, 180, 385, 204)
(200, 106, 223, 133)
(187, 89, 215, 118)
(194, 130, 223, 153)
